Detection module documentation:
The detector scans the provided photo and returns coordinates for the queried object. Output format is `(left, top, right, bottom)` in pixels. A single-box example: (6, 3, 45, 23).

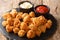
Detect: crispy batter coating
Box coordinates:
(29, 11, 35, 17)
(6, 25, 13, 33)
(23, 15, 31, 23)
(16, 12, 23, 19)
(10, 9, 17, 18)
(35, 29, 41, 36)
(38, 16, 47, 24)
(18, 30, 26, 37)
(39, 25, 46, 33)
(13, 27, 19, 34)
(32, 18, 40, 27)
(14, 18, 21, 28)
(45, 20, 52, 29)
(28, 24, 37, 31)
(22, 13, 28, 18)
(20, 22, 28, 30)
(2, 21, 8, 27)
(27, 30, 35, 38)
(2, 12, 12, 20)
(7, 18, 14, 26)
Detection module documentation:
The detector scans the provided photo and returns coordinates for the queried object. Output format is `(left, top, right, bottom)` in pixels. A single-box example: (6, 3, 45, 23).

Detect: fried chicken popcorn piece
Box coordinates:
(23, 15, 31, 23)
(27, 30, 35, 38)
(14, 18, 21, 28)
(20, 22, 28, 30)
(16, 12, 23, 19)
(22, 13, 28, 18)
(16, 14, 22, 20)
(18, 30, 26, 37)
(2, 12, 12, 20)
(7, 18, 14, 26)
(29, 11, 35, 17)
(35, 29, 41, 36)
(34, 25, 42, 36)
(10, 9, 17, 18)
(45, 20, 52, 29)
(28, 24, 37, 31)
(6, 25, 13, 33)
(32, 18, 40, 27)
(39, 25, 46, 33)
(13, 27, 19, 34)
(38, 16, 47, 24)
(2, 21, 8, 27)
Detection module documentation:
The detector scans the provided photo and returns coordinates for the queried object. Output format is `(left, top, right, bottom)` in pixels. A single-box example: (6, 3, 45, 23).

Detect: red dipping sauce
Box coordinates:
(36, 6, 49, 14)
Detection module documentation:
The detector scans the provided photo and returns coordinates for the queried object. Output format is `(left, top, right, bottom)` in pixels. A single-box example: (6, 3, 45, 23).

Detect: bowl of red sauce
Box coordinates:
(34, 5, 50, 15)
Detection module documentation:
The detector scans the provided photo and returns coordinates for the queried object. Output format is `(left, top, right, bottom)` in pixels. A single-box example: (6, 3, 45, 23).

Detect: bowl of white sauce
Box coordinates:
(19, 1, 34, 13)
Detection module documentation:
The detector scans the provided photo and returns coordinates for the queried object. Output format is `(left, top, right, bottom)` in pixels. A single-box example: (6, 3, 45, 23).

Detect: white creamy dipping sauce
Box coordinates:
(20, 2, 32, 9)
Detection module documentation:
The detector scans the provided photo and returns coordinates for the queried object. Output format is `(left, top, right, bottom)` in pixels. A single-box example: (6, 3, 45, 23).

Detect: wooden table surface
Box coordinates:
(0, 0, 60, 40)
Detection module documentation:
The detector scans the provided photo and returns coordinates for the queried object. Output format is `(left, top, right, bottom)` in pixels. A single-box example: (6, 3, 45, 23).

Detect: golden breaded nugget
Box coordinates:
(10, 9, 17, 18)
(6, 25, 13, 33)
(18, 30, 26, 37)
(2, 21, 8, 27)
(35, 29, 41, 36)
(2, 12, 12, 20)
(45, 20, 52, 29)
(32, 18, 40, 27)
(22, 13, 28, 18)
(39, 25, 46, 33)
(28, 24, 37, 31)
(14, 18, 21, 28)
(13, 27, 19, 34)
(20, 22, 28, 30)
(23, 15, 31, 23)
(27, 30, 35, 38)
(29, 11, 35, 17)
(7, 18, 14, 26)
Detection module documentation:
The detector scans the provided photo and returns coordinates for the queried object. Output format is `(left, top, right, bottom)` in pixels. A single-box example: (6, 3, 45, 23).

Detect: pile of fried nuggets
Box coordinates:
(2, 9, 52, 38)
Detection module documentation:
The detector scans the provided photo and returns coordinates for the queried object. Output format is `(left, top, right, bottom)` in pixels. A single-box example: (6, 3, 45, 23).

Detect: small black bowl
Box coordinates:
(18, 1, 34, 13)
(34, 5, 50, 16)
